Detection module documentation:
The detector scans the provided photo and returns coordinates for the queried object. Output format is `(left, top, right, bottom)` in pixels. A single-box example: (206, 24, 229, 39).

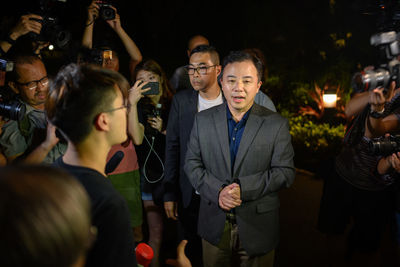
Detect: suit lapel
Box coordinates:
(213, 105, 231, 177)
(233, 105, 263, 175)
(188, 90, 198, 116)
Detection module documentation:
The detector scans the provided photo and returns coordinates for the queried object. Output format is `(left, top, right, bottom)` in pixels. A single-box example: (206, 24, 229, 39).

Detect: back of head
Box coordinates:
(190, 45, 220, 65)
(0, 165, 92, 267)
(222, 50, 264, 82)
(46, 63, 130, 144)
(187, 35, 209, 55)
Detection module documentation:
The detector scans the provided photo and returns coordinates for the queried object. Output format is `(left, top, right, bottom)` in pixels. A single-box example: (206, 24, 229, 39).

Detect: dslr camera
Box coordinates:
(28, 0, 71, 49)
(0, 59, 26, 121)
(369, 134, 400, 156)
(97, 0, 115, 20)
(352, 31, 400, 92)
(352, 0, 400, 93)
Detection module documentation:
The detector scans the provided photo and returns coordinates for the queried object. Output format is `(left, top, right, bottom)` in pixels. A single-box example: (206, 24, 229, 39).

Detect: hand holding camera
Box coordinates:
(86, 1, 99, 25)
(11, 14, 43, 39)
(105, 6, 121, 32)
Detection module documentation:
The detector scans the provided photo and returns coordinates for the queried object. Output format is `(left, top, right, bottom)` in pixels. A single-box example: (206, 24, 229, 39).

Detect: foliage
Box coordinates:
(280, 110, 346, 171)
(283, 112, 345, 153)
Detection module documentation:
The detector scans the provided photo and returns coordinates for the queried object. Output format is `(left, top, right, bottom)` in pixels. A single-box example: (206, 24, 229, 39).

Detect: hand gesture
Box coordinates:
(87, 1, 99, 23)
(369, 81, 396, 112)
(105, 6, 122, 32)
(147, 116, 163, 132)
(218, 183, 242, 211)
(10, 14, 43, 39)
(43, 122, 60, 149)
(129, 80, 150, 106)
(165, 240, 192, 267)
(164, 201, 178, 220)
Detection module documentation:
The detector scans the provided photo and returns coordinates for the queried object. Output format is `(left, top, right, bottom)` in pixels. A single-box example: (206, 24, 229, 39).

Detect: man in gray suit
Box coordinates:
(184, 50, 295, 267)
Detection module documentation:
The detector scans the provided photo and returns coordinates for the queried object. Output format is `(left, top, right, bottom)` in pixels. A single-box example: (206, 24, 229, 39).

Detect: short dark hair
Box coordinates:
(0, 165, 91, 267)
(222, 50, 263, 82)
(46, 63, 129, 144)
(189, 45, 220, 65)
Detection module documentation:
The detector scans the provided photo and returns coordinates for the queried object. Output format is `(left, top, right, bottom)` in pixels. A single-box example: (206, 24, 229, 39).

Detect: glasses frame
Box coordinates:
(16, 76, 49, 91)
(186, 65, 217, 75)
(102, 103, 131, 114)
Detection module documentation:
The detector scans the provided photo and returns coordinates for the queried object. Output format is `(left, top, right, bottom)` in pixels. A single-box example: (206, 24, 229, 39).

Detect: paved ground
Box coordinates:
(159, 169, 399, 266)
(275, 169, 398, 267)
(275, 169, 329, 267)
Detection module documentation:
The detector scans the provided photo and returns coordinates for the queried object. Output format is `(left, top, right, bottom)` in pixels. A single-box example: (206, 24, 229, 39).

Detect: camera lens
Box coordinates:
(0, 101, 26, 121)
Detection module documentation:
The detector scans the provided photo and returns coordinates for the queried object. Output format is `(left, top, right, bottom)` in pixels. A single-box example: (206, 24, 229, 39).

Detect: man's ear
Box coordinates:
(94, 113, 110, 132)
(257, 80, 262, 93)
(8, 81, 19, 94)
(216, 65, 222, 76)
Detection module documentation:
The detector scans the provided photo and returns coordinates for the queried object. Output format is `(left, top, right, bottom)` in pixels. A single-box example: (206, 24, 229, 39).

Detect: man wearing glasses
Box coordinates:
(49, 63, 137, 267)
(0, 54, 66, 164)
(164, 44, 223, 267)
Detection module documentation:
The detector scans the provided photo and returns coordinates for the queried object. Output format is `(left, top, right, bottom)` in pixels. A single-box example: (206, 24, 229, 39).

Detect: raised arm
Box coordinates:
(365, 83, 400, 138)
(345, 91, 370, 119)
(82, 0, 99, 48)
(106, 7, 142, 72)
(0, 14, 43, 55)
(127, 80, 150, 145)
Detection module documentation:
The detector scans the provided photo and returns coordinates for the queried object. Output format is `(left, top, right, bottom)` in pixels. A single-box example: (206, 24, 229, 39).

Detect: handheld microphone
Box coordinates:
(105, 151, 124, 174)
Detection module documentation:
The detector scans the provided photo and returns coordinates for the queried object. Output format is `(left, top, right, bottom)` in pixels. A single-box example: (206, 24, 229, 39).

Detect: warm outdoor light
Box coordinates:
(323, 88, 337, 108)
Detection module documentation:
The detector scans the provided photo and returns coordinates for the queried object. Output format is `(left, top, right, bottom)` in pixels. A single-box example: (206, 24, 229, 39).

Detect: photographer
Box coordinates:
(0, 54, 66, 164)
(0, 14, 50, 57)
(318, 79, 397, 265)
(82, 0, 142, 74)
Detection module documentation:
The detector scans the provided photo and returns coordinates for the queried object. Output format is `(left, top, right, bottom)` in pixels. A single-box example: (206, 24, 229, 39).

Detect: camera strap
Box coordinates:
(18, 115, 32, 141)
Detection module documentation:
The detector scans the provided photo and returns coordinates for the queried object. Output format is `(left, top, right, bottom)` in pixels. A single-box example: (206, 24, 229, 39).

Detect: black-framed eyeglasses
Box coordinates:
(16, 76, 49, 91)
(103, 103, 131, 114)
(186, 65, 217, 75)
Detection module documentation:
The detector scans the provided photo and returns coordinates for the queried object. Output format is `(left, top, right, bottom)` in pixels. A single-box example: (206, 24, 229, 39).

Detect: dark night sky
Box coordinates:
(1, 0, 385, 81)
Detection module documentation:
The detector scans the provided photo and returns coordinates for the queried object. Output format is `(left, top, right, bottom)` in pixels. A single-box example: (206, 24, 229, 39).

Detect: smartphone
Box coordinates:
(142, 82, 160, 95)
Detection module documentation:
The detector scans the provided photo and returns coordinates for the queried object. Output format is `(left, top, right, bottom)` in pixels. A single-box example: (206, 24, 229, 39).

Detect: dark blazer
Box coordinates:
(184, 103, 295, 256)
(163, 89, 199, 208)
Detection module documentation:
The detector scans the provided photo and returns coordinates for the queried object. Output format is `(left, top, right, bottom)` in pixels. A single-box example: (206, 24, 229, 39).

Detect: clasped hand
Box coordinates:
(218, 183, 242, 211)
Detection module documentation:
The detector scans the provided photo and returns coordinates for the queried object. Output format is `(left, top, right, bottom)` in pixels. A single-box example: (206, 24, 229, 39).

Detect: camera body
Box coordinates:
(369, 134, 400, 156)
(352, 31, 400, 92)
(97, 1, 115, 20)
(28, 0, 71, 48)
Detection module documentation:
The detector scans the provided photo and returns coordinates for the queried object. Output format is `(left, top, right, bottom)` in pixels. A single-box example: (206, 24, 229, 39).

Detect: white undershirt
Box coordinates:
(198, 91, 223, 112)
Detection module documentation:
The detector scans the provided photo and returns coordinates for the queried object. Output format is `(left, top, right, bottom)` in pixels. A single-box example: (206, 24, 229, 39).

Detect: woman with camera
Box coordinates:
(133, 59, 173, 267)
(318, 81, 400, 266)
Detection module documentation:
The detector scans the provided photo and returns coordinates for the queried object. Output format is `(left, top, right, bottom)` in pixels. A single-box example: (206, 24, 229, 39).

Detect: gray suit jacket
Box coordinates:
(184, 103, 295, 256)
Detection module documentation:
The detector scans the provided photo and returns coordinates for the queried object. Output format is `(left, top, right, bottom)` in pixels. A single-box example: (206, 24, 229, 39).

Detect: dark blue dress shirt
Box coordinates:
(226, 104, 252, 173)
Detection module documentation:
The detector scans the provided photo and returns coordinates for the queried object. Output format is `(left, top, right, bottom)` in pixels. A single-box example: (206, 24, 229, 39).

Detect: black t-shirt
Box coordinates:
(54, 158, 137, 267)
